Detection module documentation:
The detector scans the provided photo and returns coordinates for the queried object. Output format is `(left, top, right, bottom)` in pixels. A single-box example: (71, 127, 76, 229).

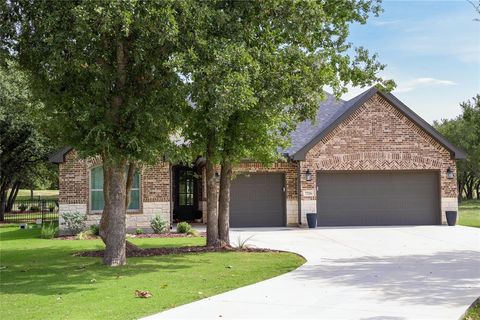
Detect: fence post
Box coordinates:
(41, 200, 45, 224)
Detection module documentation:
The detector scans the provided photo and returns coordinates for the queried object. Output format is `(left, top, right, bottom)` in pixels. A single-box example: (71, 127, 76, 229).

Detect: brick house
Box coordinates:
(50, 87, 465, 232)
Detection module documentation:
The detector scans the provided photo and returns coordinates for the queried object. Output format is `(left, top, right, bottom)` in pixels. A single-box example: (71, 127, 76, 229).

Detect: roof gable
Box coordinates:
(290, 87, 466, 160)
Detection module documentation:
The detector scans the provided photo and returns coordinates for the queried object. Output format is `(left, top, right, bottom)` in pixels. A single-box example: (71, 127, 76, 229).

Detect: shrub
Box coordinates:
(30, 205, 40, 212)
(48, 205, 55, 212)
(62, 212, 86, 235)
(135, 228, 144, 235)
(89, 224, 100, 236)
(40, 222, 58, 239)
(176, 222, 192, 234)
(150, 215, 168, 234)
(18, 204, 28, 212)
(76, 230, 93, 240)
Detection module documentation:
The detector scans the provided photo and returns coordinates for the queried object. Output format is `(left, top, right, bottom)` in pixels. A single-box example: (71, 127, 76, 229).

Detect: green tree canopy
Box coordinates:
(1, 0, 190, 265)
(177, 0, 394, 245)
(434, 95, 480, 200)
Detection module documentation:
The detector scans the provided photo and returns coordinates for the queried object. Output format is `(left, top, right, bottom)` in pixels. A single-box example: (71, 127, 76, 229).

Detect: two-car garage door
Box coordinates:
(227, 171, 440, 227)
(316, 171, 440, 226)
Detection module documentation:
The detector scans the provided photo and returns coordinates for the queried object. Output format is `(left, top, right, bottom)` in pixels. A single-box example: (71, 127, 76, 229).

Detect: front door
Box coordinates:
(174, 166, 197, 221)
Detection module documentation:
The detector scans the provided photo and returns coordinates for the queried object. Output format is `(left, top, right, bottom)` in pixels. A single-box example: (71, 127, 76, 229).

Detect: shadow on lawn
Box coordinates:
(293, 249, 480, 307)
(0, 244, 214, 297)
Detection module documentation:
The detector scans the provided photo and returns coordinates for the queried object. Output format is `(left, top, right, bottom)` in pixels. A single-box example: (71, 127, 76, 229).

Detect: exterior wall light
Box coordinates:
(305, 169, 313, 181)
(446, 167, 454, 179)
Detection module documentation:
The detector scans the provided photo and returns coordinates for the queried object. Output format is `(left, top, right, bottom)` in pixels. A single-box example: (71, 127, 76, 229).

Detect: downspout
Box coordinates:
(296, 161, 302, 226)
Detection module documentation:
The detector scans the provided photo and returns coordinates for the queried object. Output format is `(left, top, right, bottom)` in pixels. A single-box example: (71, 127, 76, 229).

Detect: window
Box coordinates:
(90, 166, 140, 211)
(178, 170, 194, 206)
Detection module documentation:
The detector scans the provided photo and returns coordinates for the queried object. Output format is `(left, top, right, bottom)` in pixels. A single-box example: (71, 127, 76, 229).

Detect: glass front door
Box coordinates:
(174, 166, 198, 221)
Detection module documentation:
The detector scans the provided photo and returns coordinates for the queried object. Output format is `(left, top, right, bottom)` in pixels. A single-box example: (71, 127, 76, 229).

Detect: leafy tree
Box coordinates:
(434, 95, 480, 200)
(2, 1, 188, 266)
(0, 61, 49, 220)
(179, 1, 394, 245)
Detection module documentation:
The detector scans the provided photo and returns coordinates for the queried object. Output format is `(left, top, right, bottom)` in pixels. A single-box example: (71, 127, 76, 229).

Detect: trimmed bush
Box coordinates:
(62, 212, 86, 235)
(150, 215, 168, 234)
(18, 204, 28, 212)
(176, 222, 192, 234)
(135, 228, 144, 235)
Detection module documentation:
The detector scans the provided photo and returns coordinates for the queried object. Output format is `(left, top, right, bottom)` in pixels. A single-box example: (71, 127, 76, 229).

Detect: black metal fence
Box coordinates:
(5, 198, 59, 223)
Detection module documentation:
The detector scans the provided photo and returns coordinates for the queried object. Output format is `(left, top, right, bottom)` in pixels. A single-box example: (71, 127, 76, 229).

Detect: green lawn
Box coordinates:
(10, 189, 59, 200)
(459, 200, 480, 228)
(0, 226, 304, 320)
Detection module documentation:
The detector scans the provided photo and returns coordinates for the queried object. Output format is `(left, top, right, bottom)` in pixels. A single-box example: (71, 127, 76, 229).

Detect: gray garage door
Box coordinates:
(230, 173, 285, 227)
(316, 171, 440, 226)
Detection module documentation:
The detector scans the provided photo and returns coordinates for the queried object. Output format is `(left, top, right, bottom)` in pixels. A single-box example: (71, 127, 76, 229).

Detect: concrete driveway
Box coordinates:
(143, 226, 480, 320)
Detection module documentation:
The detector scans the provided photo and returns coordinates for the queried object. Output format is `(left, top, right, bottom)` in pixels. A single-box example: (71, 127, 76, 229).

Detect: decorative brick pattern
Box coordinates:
(299, 93, 458, 224)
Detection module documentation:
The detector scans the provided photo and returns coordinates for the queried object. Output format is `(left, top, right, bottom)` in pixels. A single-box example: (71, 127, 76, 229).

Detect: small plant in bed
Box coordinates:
(40, 222, 58, 239)
(150, 215, 168, 233)
(135, 228, 144, 235)
(62, 211, 86, 235)
(18, 204, 28, 212)
(176, 222, 192, 234)
(89, 224, 99, 236)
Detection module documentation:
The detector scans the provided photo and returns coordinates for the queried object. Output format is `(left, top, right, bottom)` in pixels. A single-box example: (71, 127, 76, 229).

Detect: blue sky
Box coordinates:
(343, 0, 480, 123)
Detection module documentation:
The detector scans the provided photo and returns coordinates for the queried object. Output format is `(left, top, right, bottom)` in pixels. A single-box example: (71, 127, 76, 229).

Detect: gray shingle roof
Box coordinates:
(283, 88, 375, 156)
(287, 87, 466, 160)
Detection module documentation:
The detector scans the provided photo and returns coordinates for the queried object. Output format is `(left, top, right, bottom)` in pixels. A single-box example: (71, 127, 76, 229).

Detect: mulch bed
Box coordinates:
(75, 245, 281, 258)
(56, 232, 206, 240)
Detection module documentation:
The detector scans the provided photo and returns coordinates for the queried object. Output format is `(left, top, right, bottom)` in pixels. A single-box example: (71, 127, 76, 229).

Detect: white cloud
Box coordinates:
(372, 19, 402, 26)
(394, 77, 458, 93)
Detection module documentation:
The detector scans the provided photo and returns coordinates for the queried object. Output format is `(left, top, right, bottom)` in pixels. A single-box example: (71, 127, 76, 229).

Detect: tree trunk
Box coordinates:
(30, 188, 33, 199)
(476, 179, 480, 200)
(101, 159, 128, 266)
(0, 179, 11, 221)
(205, 141, 219, 247)
(465, 175, 474, 200)
(6, 181, 20, 212)
(218, 161, 232, 246)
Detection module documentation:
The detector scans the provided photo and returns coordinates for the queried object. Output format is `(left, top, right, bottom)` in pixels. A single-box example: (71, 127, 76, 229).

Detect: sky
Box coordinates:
(342, 0, 480, 124)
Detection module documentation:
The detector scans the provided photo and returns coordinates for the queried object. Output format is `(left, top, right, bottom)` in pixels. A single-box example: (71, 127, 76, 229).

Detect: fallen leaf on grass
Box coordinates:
(135, 290, 152, 298)
(160, 284, 168, 289)
(90, 279, 96, 283)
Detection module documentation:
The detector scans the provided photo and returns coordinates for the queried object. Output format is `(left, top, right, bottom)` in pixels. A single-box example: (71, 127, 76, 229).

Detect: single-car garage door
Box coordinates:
(230, 173, 285, 227)
(316, 171, 440, 226)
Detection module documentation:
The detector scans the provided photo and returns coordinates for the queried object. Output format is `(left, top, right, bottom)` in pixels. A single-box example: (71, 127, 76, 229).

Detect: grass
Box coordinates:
(10, 189, 59, 200)
(459, 200, 480, 228)
(0, 226, 304, 320)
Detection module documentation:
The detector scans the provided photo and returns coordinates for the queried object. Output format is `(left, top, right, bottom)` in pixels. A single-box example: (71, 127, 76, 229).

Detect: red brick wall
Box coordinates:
(58, 150, 171, 212)
(300, 93, 457, 200)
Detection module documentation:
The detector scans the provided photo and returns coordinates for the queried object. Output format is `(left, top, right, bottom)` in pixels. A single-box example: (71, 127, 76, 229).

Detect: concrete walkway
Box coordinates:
(143, 226, 480, 320)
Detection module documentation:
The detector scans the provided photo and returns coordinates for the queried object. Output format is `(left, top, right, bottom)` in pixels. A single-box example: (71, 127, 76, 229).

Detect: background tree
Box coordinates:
(435, 95, 480, 200)
(2, 1, 188, 266)
(0, 60, 51, 220)
(179, 0, 394, 246)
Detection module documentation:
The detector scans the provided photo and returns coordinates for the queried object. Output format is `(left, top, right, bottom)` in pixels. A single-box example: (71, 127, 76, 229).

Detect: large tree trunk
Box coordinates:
(101, 159, 128, 266)
(218, 161, 232, 246)
(205, 141, 219, 247)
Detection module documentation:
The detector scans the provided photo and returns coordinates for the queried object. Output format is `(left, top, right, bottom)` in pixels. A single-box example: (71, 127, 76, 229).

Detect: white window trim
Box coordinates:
(89, 165, 142, 213)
